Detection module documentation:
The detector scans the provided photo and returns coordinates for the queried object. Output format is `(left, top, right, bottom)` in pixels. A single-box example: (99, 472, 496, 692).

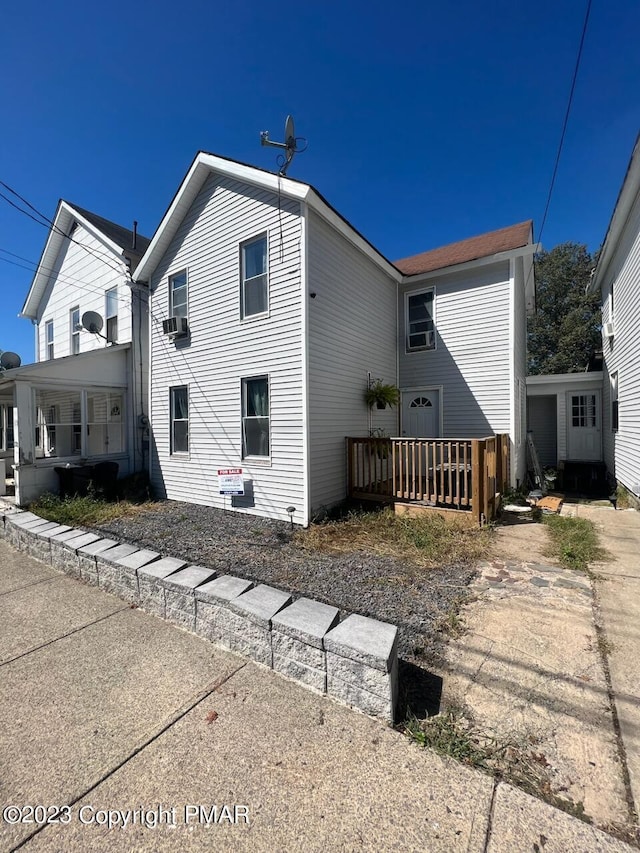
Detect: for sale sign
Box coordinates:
(218, 469, 244, 496)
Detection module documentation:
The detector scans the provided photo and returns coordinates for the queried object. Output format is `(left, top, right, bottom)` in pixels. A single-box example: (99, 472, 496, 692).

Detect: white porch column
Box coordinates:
(14, 381, 35, 467)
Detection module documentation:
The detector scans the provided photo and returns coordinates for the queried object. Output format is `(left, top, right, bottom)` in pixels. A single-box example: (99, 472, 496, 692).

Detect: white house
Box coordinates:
(0, 201, 150, 504)
(588, 133, 640, 500)
(133, 152, 536, 525)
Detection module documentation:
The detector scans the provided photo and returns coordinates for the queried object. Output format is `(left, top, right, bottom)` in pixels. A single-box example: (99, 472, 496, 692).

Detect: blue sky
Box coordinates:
(1, 0, 638, 363)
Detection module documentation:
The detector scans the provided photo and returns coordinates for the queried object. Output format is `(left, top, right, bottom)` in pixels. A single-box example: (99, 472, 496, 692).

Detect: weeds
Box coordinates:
(29, 491, 155, 527)
(296, 507, 492, 569)
(405, 706, 594, 824)
(542, 515, 605, 573)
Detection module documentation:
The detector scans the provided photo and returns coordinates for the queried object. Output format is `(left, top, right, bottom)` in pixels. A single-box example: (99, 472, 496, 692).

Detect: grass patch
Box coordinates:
(542, 515, 605, 572)
(295, 507, 492, 568)
(29, 491, 156, 527)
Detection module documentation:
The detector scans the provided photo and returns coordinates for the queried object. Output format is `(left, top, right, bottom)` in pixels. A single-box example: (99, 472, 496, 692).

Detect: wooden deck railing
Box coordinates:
(346, 434, 510, 524)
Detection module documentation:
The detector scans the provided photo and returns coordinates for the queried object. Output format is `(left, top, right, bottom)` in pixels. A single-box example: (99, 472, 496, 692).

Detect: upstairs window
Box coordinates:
(45, 320, 54, 360)
(106, 287, 118, 343)
(242, 376, 270, 457)
(406, 289, 435, 352)
(170, 386, 189, 454)
(169, 271, 188, 320)
(70, 306, 80, 355)
(241, 236, 268, 319)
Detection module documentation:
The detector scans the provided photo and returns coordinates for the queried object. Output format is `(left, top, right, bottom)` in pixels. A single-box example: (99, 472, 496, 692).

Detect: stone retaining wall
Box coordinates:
(1, 508, 399, 722)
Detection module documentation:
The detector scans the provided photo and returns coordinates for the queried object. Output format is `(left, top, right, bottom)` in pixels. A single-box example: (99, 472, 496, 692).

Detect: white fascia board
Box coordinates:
(589, 137, 640, 295)
(399, 243, 540, 285)
(134, 151, 399, 285)
(134, 153, 311, 284)
(21, 201, 127, 319)
(526, 371, 603, 386)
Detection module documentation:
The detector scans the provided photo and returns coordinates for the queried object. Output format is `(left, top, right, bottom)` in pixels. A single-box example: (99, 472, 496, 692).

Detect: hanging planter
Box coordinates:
(365, 379, 400, 410)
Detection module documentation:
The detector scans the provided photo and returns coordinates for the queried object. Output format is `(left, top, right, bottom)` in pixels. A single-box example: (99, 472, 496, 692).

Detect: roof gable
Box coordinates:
(133, 151, 400, 283)
(21, 201, 150, 319)
(394, 221, 533, 276)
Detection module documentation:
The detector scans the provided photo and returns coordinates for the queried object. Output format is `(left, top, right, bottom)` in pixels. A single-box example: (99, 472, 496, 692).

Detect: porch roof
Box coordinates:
(0, 344, 130, 389)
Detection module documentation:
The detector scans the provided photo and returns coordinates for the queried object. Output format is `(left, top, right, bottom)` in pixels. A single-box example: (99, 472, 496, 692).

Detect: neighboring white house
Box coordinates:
(133, 152, 536, 524)
(0, 201, 150, 504)
(588, 133, 640, 500)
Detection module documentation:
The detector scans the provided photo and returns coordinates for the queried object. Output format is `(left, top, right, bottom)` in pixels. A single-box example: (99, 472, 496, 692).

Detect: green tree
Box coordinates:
(527, 242, 601, 375)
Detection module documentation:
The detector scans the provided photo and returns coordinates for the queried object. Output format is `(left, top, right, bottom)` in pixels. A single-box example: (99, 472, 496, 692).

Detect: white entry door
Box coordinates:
(401, 390, 440, 437)
(566, 391, 602, 461)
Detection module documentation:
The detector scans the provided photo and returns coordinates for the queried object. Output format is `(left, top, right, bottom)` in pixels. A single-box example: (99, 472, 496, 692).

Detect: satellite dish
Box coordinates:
(81, 311, 104, 334)
(284, 115, 295, 148)
(0, 351, 21, 370)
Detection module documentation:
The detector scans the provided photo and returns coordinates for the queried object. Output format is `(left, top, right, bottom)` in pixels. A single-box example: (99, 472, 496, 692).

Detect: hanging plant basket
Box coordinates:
(365, 379, 400, 410)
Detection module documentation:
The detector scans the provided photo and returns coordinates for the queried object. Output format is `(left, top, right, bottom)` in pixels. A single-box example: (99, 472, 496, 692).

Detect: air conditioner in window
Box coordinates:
(603, 321, 615, 339)
(162, 316, 188, 338)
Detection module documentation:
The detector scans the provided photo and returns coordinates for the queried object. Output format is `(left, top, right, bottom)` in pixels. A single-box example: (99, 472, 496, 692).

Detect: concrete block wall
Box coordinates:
(1, 508, 399, 723)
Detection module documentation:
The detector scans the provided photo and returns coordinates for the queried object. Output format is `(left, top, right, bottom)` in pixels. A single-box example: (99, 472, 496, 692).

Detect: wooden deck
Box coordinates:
(346, 435, 510, 525)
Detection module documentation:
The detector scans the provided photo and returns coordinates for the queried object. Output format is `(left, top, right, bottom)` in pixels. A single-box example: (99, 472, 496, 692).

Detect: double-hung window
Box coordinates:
(406, 289, 435, 352)
(106, 287, 118, 343)
(169, 271, 188, 320)
(241, 236, 268, 319)
(45, 320, 54, 360)
(170, 386, 189, 454)
(70, 307, 80, 354)
(242, 376, 269, 458)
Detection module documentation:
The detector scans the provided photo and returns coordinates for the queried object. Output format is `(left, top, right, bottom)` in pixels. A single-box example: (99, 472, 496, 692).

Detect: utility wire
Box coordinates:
(536, 0, 592, 247)
(0, 181, 133, 278)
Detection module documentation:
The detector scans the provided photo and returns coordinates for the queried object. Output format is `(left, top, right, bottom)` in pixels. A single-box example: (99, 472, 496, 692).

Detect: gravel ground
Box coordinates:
(89, 501, 477, 673)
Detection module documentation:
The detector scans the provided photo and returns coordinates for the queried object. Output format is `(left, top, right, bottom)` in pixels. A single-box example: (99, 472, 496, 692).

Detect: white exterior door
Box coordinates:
(566, 391, 602, 461)
(402, 390, 440, 437)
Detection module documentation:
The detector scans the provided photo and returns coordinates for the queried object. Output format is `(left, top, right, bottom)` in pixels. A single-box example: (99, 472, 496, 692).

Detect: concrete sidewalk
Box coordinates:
(0, 539, 635, 852)
(571, 505, 640, 825)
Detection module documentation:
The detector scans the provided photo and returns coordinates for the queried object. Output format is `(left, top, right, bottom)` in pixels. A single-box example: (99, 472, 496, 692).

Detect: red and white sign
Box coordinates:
(218, 468, 244, 496)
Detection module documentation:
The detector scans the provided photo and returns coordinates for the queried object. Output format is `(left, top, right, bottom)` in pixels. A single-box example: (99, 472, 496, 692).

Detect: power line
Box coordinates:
(0, 181, 132, 278)
(536, 0, 592, 247)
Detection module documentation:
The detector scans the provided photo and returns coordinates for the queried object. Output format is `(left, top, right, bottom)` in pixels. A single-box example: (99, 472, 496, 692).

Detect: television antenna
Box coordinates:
(0, 351, 22, 371)
(260, 115, 307, 176)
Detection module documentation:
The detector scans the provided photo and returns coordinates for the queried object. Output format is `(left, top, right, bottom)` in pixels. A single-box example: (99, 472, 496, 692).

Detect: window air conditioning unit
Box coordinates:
(603, 321, 615, 339)
(162, 316, 188, 338)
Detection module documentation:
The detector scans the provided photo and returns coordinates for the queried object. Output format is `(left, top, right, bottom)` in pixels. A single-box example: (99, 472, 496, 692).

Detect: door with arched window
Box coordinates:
(401, 390, 440, 437)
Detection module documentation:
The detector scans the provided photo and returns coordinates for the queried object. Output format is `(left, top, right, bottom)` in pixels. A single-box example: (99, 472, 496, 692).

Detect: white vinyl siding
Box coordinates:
(36, 224, 133, 359)
(600, 187, 640, 496)
(399, 262, 512, 439)
(149, 172, 304, 523)
(307, 210, 397, 514)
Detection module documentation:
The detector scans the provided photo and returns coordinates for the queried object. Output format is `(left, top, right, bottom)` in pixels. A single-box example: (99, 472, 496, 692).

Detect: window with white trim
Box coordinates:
(571, 394, 597, 428)
(45, 320, 54, 360)
(611, 372, 619, 432)
(169, 271, 188, 321)
(242, 376, 270, 458)
(70, 306, 80, 355)
(406, 289, 435, 352)
(106, 287, 118, 343)
(241, 236, 268, 319)
(170, 386, 189, 454)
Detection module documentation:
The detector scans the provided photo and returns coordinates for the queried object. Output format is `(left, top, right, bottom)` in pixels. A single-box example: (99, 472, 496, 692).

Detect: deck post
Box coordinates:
(471, 439, 485, 525)
(346, 438, 354, 498)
